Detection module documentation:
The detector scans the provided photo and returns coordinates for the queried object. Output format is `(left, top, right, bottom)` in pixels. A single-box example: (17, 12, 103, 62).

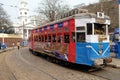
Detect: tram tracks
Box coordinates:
(19, 49, 59, 80)
(28, 48, 120, 80)
(89, 67, 120, 80)
(0, 50, 17, 80)
(3, 48, 120, 80)
(19, 48, 106, 80)
(5, 50, 34, 80)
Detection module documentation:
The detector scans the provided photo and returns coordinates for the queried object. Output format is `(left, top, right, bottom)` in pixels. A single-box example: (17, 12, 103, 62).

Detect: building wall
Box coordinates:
(0, 33, 22, 47)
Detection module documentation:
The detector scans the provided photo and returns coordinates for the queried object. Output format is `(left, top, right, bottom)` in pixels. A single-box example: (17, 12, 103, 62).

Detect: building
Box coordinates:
(17, 0, 36, 40)
(99, 0, 112, 2)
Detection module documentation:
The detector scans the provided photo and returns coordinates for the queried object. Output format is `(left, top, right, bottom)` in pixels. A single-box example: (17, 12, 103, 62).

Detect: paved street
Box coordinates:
(0, 48, 106, 80)
(0, 0, 120, 80)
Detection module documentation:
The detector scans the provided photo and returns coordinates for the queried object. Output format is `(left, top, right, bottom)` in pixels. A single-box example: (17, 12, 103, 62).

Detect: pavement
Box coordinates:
(106, 52, 120, 68)
(107, 58, 120, 68)
(0, 47, 16, 53)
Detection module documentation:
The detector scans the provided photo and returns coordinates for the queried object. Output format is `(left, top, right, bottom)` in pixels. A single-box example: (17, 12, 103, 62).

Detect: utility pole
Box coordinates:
(23, 21, 25, 41)
(2, 27, 4, 45)
(119, 0, 120, 41)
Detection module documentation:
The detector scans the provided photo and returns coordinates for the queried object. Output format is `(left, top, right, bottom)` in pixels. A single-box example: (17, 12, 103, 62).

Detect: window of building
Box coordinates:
(25, 12, 27, 15)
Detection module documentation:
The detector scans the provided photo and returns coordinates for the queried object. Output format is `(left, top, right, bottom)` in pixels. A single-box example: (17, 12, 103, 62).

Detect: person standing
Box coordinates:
(17, 41, 20, 50)
(12, 42, 15, 49)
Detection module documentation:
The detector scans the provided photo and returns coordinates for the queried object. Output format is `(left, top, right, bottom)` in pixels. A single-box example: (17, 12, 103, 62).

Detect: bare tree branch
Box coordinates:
(0, 5, 12, 32)
(37, 0, 70, 22)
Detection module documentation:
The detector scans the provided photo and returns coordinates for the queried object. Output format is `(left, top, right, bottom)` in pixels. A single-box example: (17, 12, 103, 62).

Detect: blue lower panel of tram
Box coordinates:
(76, 43, 110, 66)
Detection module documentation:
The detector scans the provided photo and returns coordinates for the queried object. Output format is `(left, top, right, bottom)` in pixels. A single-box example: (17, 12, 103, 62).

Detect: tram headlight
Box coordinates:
(98, 50, 103, 54)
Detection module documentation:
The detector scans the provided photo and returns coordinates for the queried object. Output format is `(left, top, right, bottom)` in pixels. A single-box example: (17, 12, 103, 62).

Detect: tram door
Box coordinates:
(31, 30, 34, 49)
(76, 32, 87, 64)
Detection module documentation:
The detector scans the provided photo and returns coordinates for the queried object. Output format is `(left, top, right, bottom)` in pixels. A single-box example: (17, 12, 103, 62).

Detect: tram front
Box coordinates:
(75, 12, 111, 66)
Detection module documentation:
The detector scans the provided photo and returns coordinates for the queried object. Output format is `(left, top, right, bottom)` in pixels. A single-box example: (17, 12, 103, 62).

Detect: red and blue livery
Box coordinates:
(29, 10, 111, 66)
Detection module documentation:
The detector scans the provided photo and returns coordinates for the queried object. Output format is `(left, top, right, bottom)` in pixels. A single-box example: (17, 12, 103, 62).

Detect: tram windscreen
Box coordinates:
(94, 23, 106, 35)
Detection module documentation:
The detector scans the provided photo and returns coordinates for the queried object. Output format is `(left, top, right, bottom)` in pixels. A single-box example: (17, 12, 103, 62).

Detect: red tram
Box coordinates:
(29, 9, 111, 66)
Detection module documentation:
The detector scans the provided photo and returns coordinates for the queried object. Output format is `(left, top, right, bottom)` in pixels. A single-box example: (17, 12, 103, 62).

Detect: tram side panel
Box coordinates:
(29, 30, 34, 50)
(68, 19, 76, 63)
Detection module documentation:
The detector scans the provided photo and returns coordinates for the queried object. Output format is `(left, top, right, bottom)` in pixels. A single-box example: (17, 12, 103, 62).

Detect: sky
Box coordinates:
(0, 0, 99, 24)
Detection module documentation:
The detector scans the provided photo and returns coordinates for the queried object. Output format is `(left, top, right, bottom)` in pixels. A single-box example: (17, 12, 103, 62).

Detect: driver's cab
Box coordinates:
(75, 23, 109, 43)
(74, 12, 110, 43)
(86, 23, 109, 43)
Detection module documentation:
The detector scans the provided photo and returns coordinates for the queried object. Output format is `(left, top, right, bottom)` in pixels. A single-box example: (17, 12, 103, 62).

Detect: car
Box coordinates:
(1, 43, 7, 50)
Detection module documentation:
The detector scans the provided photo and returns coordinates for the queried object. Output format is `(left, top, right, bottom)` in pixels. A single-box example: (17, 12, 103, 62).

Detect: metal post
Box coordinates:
(92, 23, 94, 35)
(2, 27, 4, 45)
(119, 1, 120, 41)
(26, 29, 28, 40)
(106, 25, 108, 35)
(23, 21, 25, 40)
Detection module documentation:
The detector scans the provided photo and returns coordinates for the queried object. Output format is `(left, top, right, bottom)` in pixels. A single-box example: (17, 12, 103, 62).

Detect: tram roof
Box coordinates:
(34, 13, 110, 30)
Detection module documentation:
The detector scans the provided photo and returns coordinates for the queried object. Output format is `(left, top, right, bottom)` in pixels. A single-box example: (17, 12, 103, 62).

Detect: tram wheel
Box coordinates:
(32, 51, 38, 56)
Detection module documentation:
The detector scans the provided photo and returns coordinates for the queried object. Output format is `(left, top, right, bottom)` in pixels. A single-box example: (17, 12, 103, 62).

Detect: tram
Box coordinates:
(29, 9, 111, 66)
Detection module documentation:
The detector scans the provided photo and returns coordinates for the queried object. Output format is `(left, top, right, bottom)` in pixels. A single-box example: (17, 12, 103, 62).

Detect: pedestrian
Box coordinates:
(17, 41, 20, 50)
(12, 42, 15, 49)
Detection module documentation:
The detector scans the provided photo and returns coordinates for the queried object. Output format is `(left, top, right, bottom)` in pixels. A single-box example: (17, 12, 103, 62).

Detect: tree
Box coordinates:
(37, 0, 70, 22)
(6, 26, 15, 34)
(0, 5, 12, 32)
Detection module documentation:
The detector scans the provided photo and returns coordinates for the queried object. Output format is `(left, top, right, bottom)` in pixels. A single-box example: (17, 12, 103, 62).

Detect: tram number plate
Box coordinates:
(94, 59, 103, 65)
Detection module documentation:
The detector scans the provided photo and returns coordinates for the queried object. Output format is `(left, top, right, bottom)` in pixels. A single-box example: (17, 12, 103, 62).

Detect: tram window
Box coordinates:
(87, 23, 92, 34)
(64, 35, 70, 43)
(52, 35, 56, 42)
(94, 24, 106, 35)
(58, 35, 62, 43)
(39, 36, 41, 42)
(77, 33, 85, 42)
(39, 36, 40, 42)
(42, 36, 44, 42)
(36, 36, 38, 41)
(34, 36, 36, 41)
(64, 27, 69, 32)
(48, 36, 51, 42)
(76, 27, 85, 30)
(72, 32, 75, 42)
(45, 36, 47, 42)
(34, 36, 35, 41)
